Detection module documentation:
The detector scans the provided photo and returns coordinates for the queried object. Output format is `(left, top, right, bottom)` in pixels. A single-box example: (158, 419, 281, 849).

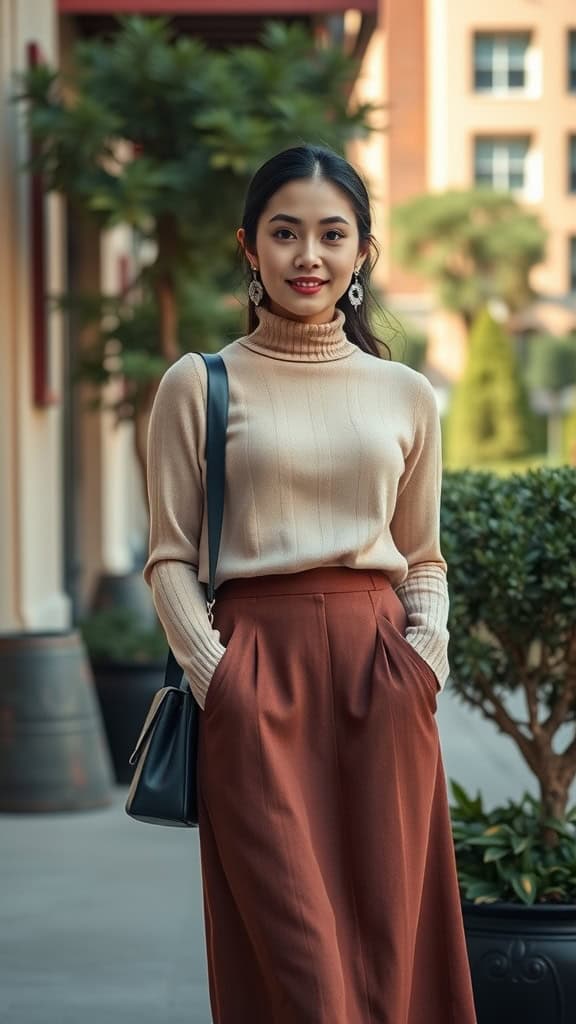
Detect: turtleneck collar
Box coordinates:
(238, 305, 358, 362)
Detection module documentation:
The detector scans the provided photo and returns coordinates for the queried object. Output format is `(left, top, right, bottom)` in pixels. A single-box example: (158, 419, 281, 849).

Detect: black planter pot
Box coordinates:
(463, 899, 576, 1024)
(89, 571, 157, 629)
(91, 659, 165, 784)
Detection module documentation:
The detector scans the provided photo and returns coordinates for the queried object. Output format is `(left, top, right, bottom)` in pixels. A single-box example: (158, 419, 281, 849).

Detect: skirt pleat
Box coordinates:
(197, 567, 477, 1024)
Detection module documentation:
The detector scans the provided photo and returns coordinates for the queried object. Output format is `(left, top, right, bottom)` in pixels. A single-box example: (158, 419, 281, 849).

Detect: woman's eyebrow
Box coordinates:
(268, 214, 350, 226)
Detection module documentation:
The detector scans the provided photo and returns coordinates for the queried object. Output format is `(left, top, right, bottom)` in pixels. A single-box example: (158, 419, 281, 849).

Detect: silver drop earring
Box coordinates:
(348, 268, 364, 311)
(248, 265, 264, 306)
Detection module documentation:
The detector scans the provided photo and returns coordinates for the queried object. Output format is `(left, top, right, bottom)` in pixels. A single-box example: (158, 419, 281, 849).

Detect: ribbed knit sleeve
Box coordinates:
(390, 376, 450, 689)
(143, 355, 226, 710)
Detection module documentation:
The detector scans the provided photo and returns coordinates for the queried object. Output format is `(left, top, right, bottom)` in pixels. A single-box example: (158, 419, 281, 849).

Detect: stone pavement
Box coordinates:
(1, 786, 212, 1024)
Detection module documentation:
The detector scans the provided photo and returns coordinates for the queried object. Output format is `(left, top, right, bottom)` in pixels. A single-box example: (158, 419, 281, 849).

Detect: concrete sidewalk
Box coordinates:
(1, 787, 212, 1024)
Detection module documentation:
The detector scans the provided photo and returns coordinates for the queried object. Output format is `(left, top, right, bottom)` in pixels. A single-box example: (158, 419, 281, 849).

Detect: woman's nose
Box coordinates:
(295, 241, 322, 268)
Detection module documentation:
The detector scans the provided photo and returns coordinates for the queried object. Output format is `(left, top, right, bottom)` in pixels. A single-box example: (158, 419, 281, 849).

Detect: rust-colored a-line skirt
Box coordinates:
(197, 567, 477, 1024)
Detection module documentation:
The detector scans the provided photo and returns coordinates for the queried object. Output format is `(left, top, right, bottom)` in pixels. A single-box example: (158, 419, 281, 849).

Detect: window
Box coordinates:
(569, 31, 576, 92)
(474, 32, 530, 92)
(569, 136, 576, 193)
(474, 137, 530, 192)
(570, 238, 576, 294)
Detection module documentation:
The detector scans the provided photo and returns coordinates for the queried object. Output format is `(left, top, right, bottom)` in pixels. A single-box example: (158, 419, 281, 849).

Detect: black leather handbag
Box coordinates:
(125, 352, 229, 827)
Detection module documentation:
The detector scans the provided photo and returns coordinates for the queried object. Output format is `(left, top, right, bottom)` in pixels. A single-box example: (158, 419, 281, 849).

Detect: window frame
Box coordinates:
(570, 237, 576, 295)
(473, 31, 531, 94)
(569, 31, 576, 93)
(569, 136, 576, 194)
(474, 136, 531, 194)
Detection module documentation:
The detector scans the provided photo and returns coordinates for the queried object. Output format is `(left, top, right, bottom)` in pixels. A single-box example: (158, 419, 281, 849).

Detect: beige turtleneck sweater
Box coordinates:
(144, 305, 450, 710)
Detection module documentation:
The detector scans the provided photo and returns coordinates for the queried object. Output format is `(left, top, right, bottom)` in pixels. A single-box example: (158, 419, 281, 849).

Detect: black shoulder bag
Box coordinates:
(125, 352, 229, 827)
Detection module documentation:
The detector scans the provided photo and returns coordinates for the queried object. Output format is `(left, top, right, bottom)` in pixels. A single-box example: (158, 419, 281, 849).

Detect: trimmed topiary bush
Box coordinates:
(446, 308, 533, 468)
(441, 466, 576, 901)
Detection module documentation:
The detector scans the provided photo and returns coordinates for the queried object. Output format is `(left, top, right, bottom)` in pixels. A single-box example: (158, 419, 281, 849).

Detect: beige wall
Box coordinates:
(72, 215, 145, 611)
(98, 223, 148, 580)
(58, 18, 148, 610)
(0, 0, 70, 630)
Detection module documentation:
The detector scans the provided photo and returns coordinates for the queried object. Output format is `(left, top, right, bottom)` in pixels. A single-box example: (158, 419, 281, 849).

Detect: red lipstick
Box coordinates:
(287, 277, 328, 296)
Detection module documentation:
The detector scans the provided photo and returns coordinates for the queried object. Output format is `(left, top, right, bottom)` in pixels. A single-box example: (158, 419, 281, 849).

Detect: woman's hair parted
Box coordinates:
(238, 144, 394, 359)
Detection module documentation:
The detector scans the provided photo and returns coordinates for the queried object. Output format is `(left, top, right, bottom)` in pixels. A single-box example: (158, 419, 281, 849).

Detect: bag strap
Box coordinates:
(198, 353, 229, 622)
(165, 352, 229, 691)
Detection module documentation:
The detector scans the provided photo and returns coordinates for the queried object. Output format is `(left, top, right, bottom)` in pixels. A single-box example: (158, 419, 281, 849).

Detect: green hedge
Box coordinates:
(440, 467, 576, 821)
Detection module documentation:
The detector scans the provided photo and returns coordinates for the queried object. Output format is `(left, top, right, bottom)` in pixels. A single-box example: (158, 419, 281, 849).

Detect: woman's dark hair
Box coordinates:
(238, 144, 395, 359)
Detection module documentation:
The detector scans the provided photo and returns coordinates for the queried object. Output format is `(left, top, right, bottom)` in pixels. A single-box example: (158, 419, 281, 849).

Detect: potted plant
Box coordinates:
(441, 466, 576, 1024)
(80, 607, 167, 784)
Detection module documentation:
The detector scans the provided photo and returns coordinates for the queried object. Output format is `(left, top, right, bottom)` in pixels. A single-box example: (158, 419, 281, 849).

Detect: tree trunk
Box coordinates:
(461, 309, 474, 334)
(547, 409, 564, 463)
(539, 774, 570, 849)
(143, 215, 181, 519)
(134, 410, 149, 520)
(133, 381, 158, 520)
(155, 215, 181, 366)
(155, 274, 179, 366)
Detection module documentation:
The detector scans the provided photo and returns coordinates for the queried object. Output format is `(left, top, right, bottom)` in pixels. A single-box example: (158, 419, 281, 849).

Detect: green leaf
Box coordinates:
(463, 880, 502, 902)
(511, 836, 531, 855)
(511, 874, 538, 905)
(466, 835, 508, 848)
(484, 847, 510, 863)
(449, 779, 485, 817)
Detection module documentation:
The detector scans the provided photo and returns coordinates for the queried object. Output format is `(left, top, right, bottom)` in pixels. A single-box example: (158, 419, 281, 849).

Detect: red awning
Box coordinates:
(59, 0, 377, 12)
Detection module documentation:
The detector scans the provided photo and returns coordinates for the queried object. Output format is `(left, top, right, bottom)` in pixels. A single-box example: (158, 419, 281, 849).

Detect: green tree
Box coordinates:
(391, 189, 546, 331)
(18, 15, 378, 504)
(385, 319, 428, 371)
(446, 308, 532, 468)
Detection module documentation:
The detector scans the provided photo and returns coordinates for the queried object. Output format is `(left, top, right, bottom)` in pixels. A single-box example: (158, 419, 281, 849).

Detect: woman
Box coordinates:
(144, 145, 477, 1024)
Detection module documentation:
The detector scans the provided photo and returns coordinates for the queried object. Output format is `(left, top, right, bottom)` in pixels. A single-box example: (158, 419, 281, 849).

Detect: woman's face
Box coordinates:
(237, 176, 368, 325)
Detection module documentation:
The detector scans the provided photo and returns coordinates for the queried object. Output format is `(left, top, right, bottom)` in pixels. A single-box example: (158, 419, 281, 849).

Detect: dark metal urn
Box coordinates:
(463, 900, 576, 1024)
(91, 658, 165, 784)
(90, 571, 157, 627)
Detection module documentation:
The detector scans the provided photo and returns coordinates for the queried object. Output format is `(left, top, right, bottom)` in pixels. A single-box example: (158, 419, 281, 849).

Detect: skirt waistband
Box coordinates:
(215, 567, 394, 600)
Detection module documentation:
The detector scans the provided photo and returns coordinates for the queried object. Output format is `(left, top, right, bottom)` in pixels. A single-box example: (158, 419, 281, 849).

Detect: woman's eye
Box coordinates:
(272, 228, 344, 241)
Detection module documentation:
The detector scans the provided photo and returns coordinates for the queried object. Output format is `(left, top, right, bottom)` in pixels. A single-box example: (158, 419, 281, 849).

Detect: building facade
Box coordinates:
(352, 0, 576, 378)
(0, 0, 69, 631)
